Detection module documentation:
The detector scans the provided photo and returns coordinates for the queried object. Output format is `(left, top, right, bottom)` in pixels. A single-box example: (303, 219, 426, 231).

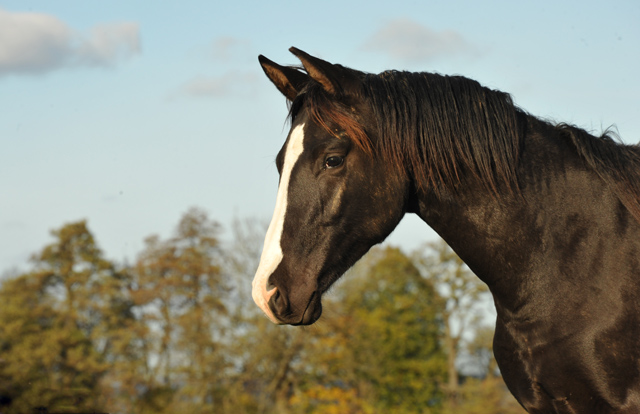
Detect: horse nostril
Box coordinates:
(269, 288, 290, 317)
(267, 280, 277, 291)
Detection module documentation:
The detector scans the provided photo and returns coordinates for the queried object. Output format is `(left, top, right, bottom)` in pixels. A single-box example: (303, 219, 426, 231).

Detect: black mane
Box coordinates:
(362, 71, 524, 196)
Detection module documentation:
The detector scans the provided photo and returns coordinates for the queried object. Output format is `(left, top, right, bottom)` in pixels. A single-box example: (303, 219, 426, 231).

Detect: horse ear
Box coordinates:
(258, 55, 308, 101)
(289, 47, 356, 97)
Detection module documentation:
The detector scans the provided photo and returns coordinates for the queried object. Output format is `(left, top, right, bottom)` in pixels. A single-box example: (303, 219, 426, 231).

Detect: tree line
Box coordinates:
(0, 208, 524, 414)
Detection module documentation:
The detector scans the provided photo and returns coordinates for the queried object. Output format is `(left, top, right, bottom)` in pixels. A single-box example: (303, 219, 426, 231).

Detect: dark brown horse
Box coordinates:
(252, 47, 640, 413)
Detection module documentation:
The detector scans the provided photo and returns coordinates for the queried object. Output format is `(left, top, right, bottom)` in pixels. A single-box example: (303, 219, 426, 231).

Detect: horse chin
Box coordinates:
(296, 291, 323, 325)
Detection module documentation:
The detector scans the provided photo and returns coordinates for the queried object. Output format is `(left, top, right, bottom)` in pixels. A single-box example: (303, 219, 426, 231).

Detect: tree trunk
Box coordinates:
(444, 314, 459, 408)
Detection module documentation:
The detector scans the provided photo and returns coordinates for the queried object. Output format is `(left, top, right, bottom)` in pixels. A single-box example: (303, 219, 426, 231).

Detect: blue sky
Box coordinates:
(1, 0, 639, 272)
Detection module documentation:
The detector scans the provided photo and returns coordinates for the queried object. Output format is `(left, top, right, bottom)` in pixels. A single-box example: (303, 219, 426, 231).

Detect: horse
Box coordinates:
(251, 47, 640, 413)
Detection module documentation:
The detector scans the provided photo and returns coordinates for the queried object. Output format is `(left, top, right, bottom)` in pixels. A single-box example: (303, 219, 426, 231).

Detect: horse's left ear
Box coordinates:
(289, 47, 358, 97)
(259, 55, 309, 101)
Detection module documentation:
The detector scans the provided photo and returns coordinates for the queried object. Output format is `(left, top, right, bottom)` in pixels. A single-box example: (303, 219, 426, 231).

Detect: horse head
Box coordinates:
(252, 48, 410, 325)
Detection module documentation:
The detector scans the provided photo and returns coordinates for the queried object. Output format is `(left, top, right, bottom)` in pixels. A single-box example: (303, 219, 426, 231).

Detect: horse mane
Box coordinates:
(289, 68, 640, 220)
(361, 71, 523, 197)
(559, 124, 640, 222)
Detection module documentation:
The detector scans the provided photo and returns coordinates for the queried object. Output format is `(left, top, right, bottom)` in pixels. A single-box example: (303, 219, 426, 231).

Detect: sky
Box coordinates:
(1, 0, 639, 274)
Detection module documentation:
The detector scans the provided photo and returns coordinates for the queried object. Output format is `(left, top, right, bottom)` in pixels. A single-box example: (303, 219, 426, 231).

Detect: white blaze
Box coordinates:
(252, 124, 305, 323)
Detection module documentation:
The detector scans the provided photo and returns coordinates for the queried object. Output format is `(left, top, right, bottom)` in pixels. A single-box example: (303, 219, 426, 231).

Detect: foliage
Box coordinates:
(0, 210, 524, 414)
(413, 240, 492, 410)
(337, 247, 447, 413)
(290, 385, 374, 414)
(452, 376, 525, 414)
(126, 207, 229, 413)
(0, 221, 118, 413)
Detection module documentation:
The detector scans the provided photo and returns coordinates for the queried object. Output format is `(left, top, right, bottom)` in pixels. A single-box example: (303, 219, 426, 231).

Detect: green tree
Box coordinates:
(95, 266, 153, 414)
(0, 213, 521, 414)
(301, 246, 447, 414)
(129, 207, 229, 413)
(0, 221, 120, 413)
(413, 240, 491, 411)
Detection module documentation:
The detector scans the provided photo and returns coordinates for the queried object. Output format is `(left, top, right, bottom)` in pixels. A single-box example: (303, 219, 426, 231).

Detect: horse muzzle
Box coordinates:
(268, 288, 322, 325)
(252, 273, 322, 325)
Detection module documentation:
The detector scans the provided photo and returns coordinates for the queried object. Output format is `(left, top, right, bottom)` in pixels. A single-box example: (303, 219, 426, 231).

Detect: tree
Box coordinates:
(454, 327, 526, 414)
(217, 217, 313, 414)
(223, 216, 268, 322)
(301, 246, 447, 413)
(0, 221, 119, 413)
(413, 239, 491, 410)
(412, 239, 527, 414)
(0, 213, 524, 413)
(129, 207, 229, 413)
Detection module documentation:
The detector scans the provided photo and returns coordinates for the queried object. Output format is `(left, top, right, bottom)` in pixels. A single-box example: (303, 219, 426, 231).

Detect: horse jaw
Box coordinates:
(252, 124, 305, 323)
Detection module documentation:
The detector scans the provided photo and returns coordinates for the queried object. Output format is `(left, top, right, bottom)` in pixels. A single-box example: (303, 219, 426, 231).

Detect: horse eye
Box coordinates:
(325, 156, 344, 169)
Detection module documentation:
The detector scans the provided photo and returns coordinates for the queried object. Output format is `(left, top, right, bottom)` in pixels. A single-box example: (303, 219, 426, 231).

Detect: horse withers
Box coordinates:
(252, 47, 640, 413)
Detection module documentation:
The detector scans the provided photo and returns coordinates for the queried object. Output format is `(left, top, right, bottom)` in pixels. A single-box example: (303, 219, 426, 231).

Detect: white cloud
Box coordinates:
(0, 8, 140, 76)
(76, 22, 141, 67)
(362, 19, 479, 63)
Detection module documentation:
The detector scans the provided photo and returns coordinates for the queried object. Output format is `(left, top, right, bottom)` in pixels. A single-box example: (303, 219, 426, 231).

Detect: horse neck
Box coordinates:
(413, 119, 626, 314)
(415, 182, 535, 312)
